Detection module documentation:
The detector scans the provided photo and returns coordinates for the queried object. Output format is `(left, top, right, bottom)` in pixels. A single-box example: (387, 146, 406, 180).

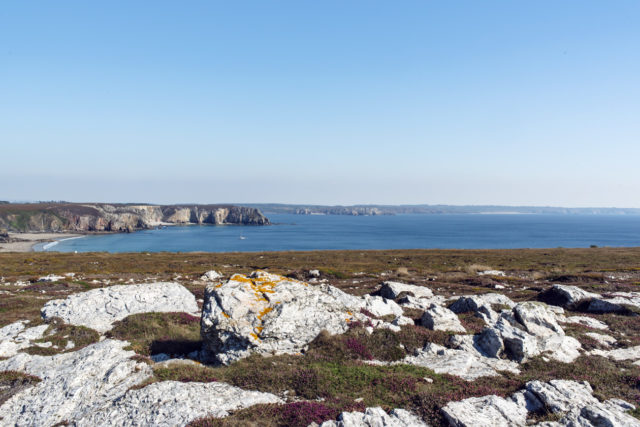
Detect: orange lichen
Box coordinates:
(258, 306, 273, 320)
(250, 333, 260, 341)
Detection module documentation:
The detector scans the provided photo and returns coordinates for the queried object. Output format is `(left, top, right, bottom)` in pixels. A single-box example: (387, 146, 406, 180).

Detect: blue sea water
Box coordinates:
(34, 214, 640, 253)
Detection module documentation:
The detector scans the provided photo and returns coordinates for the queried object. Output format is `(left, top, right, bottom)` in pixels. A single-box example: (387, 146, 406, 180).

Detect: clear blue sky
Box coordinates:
(1, 1, 639, 206)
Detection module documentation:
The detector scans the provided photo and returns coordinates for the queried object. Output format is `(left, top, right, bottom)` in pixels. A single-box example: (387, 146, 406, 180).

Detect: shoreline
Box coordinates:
(0, 233, 84, 253)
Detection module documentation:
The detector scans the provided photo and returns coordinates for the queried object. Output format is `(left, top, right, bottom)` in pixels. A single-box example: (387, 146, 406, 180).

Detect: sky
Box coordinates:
(1, 1, 639, 207)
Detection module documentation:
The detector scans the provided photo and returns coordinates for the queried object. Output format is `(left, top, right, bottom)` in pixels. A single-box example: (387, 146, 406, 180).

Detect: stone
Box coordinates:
(201, 271, 367, 364)
(442, 380, 639, 427)
(397, 343, 520, 381)
(80, 380, 283, 426)
(525, 380, 597, 413)
(477, 270, 506, 277)
(512, 302, 564, 337)
(584, 332, 616, 347)
(201, 270, 223, 281)
(0, 321, 49, 358)
(449, 294, 516, 313)
(0, 340, 152, 426)
(442, 395, 528, 426)
(538, 284, 601, 309)
(319, 407, 428, 427)
(41, 282, 199, 333)
(361, 295, 404, 318)
(449, 294, 515, 324)
(563, 316, 609, 330)
(589, 345, 640, 362)
(474, 303, 581, 363)
(392, 315, 415, 326)
(586, 298, 627, 314)
(419, 304, 466, 333)
(397, 295, 446, 311)
(309, 269, 321, 277)
(38, 274, 66, 282)
(378, 281, 433, 300)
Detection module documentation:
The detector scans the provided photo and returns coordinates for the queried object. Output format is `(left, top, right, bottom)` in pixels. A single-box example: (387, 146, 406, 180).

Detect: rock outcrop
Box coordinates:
(0, 203, 270, 233)
(319, 407, 428, 426)
(0, 340, 152, 426)
(0, 321, 49, 358)
(41, 282, 199, 333)
(538, 284, 640, 314)
(396, 343, 520, 381)
(201, 271, 369, 364)
(442, 380, 638, 427)
(420, 304, 466, 333)
(472, 302, 582, 363)
(80, 380, 283, 426)
(379, 281, 434, 300)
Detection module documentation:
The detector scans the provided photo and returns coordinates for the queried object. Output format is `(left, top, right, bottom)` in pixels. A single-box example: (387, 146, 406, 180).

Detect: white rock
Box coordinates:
(584, 332, 616, 347)
(309, 269, 321, 277)
(0, 321, 49, 358)
(475, 302, 581, 363)
(397, 295, 446, 311)
(361, 295, 404, 318)
(319, 407, 427, 427)
(41, 282, 199, 333)
(38, 274, 65, 282)
(563, 316, 609, 330)
(379, 281, 433, 300)
(0, 340, 152, 426)
(397, 343, 520, 381)
(449, 294, 515, 324)
(442, 395, 527, 426)
(443, 380, 639, 427)
(201, 271, 366, 364)
(81, 380, 283, 426)
(478, 270, 506, 277)
(201, 270, 223, 281)
(512, 302, 564, 337)
(589, 345, 640, 362)
(392, 316, 415, 327)
(525, 380, 597, 413)
(419, 304, 466, 333)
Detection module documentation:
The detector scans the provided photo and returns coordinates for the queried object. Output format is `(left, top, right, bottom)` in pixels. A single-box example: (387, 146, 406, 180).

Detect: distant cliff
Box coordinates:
(248, 204, 640, 216)
(293, 206, 387, 216)
(0, 203, 270, 233)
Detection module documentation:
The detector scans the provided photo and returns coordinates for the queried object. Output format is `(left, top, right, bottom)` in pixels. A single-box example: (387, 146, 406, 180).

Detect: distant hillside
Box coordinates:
(0, 203, 270, 233)
(247, 204, 640, 216)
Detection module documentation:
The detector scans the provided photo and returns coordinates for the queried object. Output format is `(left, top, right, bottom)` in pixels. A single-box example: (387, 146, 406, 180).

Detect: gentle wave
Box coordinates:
(41, 236, 86, 251)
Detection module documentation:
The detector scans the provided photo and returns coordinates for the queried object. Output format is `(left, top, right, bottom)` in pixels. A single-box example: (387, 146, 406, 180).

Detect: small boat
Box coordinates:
(239, 235, 247, 240)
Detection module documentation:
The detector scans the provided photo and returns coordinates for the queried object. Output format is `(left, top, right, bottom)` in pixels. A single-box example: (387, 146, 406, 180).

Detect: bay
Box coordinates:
(36, 214, 640, 253)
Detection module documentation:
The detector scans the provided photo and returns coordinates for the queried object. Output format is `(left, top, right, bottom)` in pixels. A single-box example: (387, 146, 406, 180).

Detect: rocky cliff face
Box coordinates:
(0, 203, 270, 233)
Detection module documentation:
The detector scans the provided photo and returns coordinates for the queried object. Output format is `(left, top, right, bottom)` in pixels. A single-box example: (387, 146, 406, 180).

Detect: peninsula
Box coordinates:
(0, 202, 270, 233)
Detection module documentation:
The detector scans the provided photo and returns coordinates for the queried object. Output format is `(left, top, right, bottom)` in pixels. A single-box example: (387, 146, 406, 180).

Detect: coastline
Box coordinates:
(0, 233, 83, 253)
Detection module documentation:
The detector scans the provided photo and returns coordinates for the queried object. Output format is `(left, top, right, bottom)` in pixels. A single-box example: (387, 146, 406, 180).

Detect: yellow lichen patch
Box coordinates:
(257, 306, 273, 320)
(255, 326, 264, 333)
(221, 312, 230, 318)
(249, 333, 260, 341)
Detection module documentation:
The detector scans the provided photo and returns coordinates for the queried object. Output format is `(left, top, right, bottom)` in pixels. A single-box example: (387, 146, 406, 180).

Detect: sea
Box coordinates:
(33, 213, 640, 253)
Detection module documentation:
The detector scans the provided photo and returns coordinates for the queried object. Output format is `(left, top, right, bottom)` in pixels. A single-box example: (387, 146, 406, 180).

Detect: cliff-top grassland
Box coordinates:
(1, 248, 640, 426)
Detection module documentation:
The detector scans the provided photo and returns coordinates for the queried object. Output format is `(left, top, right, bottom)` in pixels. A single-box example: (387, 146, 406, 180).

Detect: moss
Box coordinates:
(106, 312, 201, 356)
(23, 317, 100, 356)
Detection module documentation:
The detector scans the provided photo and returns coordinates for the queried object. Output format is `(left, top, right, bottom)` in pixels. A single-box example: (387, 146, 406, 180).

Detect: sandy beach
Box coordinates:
(0, 233, 83, 253)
